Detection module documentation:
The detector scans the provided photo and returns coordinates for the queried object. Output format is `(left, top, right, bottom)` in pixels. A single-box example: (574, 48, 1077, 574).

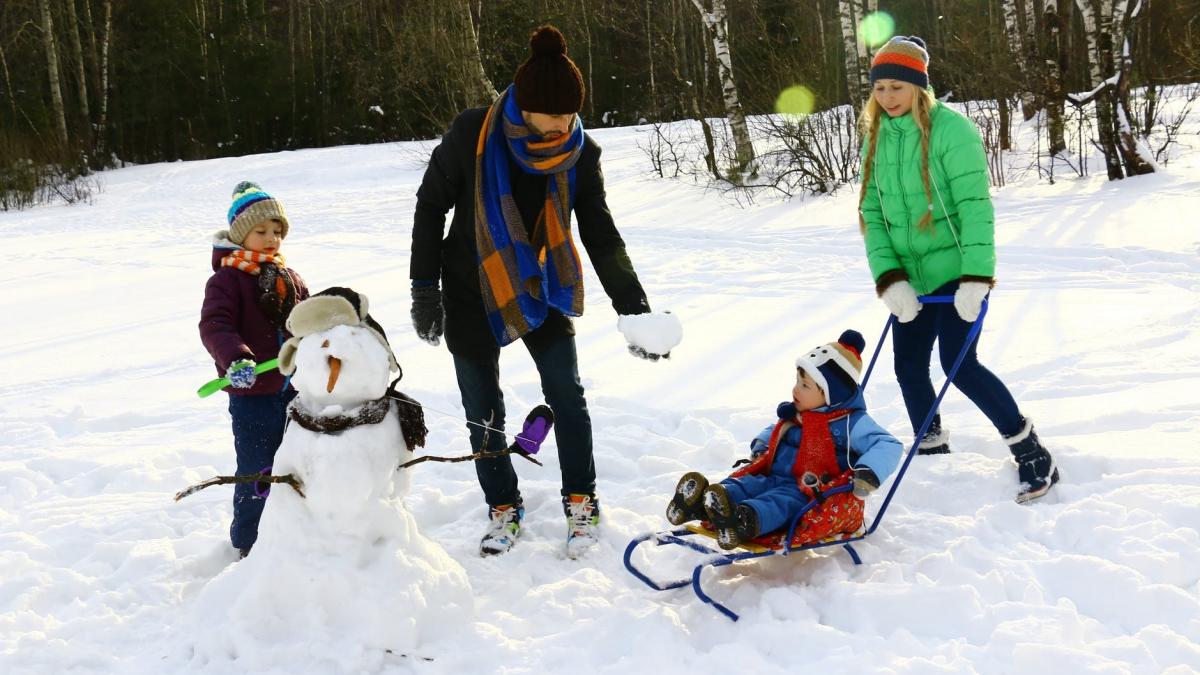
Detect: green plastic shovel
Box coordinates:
(197, 358, 280, 398)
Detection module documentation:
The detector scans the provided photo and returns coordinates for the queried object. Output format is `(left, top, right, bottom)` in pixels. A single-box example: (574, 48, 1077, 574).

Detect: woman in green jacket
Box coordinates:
(857, 36, 1059, 503)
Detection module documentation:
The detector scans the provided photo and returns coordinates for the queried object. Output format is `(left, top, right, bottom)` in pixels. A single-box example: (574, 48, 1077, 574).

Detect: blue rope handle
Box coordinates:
(862, 294, 989, 535)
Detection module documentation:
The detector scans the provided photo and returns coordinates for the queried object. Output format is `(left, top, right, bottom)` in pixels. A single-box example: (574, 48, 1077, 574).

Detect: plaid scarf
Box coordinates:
(220, 248, 297, 327)
(475, 84, 586, 346)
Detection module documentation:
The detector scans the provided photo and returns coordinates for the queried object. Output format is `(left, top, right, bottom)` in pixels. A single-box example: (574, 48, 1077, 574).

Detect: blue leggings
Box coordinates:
(720, 473, 807, 535)
(227, 389, 295, 549)
(893, 280, 1024, 437)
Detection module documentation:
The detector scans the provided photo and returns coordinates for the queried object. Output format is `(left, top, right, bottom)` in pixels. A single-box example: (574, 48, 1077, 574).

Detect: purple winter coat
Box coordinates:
(199, 246, 309, 396)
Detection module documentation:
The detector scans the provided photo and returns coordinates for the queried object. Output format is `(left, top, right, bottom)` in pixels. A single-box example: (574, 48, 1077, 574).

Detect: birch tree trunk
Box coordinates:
(853, 0, 876, 106)
(579, 0, 595, 119)
(38, 0, 70, 146)
(837, 0, 862, 114)
(97, 0, 111, 156)
(645, 0, 657, 111)
(690, 0, 755, 172)
(1076, 0, 1123, 179)
(1043, 0, 1067, 154)
(63, 0, 92, 136)
(1113, 0, 1154, 174)
(1003, 0, 1038, 119)
(460, 0, 497, 105)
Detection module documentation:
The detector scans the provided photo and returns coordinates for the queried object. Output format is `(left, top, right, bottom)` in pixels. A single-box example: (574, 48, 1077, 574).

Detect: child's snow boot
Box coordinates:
(734, 504, 759, 543)
(703, 484, 741, 550)
(564, 493, 600, 559)
(917, 415, 950, 455)
(479, 500, 524, 556)
(1006, 418, 1060, 503)
(665, 472, 709, 525)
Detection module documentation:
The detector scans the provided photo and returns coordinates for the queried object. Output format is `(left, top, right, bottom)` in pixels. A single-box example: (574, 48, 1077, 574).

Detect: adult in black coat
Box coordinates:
(409, 26, 667, 558)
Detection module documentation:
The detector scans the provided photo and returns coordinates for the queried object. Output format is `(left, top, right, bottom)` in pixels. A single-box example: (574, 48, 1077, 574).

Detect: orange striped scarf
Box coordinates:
(221, 249, 286, 275)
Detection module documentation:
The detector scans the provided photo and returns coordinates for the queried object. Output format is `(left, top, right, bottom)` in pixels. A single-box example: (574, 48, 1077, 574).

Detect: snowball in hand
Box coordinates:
(618, 311, 683, 357)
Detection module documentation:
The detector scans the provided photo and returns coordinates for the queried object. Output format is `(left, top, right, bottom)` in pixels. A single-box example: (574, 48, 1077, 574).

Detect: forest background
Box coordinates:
(2, 0, 1198, 207)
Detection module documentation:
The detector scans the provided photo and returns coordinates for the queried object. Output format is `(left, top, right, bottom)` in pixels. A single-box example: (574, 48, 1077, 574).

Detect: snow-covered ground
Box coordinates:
(2, 106, 1199, 674)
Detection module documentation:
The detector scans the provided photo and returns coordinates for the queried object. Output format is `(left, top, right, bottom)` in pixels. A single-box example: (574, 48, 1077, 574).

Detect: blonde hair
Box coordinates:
(858, 84, 939, 233)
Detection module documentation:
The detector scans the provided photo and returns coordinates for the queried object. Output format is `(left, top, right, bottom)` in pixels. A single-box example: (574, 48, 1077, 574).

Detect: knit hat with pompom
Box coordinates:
(226, 181, 289, 245)
(513, 26, 585, 114)
(795, 329, 867, 407)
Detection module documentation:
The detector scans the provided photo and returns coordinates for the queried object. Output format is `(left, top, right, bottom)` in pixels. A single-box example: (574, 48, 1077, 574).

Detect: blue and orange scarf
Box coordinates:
(475, 85, 586, 346)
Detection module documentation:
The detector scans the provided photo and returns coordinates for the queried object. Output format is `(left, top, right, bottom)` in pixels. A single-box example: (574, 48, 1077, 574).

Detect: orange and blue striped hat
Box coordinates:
(870, 36, 930, 89)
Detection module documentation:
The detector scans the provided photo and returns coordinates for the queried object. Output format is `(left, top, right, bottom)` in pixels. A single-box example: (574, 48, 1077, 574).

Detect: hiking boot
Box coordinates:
(734, 503, 759, 542)
(479, 500, 524, 557)
(703, 484, 740, 550)
(1007, 419, 1060, 504)
(564, 494, 600, 559)
(665, 471, 709, 525)
(917, 416, 950, 455)
(238, 547, 252, 560)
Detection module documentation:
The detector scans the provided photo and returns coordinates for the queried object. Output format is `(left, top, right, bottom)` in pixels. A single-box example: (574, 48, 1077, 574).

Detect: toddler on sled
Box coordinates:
(666, 329, 903, 550)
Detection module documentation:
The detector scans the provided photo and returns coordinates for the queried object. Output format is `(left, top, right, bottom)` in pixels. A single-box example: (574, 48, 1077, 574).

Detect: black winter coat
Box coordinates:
(411, 107, 649, 357)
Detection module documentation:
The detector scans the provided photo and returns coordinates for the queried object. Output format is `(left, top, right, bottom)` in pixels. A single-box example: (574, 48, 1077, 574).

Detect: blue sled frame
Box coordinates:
(623, 295, 988, 621)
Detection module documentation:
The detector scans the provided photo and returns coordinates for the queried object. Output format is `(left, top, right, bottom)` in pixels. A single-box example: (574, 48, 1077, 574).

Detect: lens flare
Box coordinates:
(775, 85, 815, 118)
(860, 12, 895, 48)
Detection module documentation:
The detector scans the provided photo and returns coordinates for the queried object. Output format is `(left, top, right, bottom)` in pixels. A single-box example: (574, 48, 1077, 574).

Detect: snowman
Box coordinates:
(185, 287, 472, 668)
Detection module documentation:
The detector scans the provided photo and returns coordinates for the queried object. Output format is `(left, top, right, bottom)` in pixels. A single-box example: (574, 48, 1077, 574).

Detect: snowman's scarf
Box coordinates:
(288, 397, 391, 435)
(287, 390, 429, 450)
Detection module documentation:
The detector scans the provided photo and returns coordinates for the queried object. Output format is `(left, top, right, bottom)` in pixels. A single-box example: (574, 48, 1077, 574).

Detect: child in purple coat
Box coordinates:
(199, 182, 309, 558)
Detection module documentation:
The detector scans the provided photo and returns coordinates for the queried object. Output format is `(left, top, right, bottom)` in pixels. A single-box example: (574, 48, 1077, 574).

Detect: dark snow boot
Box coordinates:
(917, 415, 950, 455)
(1007, 418, 1060, 503)
(734, 503, 760, 543)
(703, 484, 741, 550)
(665, 472, 709, 525)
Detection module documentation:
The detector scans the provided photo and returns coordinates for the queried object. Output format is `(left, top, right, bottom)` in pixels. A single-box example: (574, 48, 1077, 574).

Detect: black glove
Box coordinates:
(410, 283, 444, 346)
(852, 466, 880, 498)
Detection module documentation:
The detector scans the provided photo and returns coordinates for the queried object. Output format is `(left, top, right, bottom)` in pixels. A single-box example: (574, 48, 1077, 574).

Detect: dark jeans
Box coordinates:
(452, 333, 595, 508)
(893, 281, 1024, 438)
(227, 388, 295, 549)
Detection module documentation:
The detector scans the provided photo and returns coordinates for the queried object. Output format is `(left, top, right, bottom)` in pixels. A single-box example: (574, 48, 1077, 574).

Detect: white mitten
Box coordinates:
(880, 280, 921, 323)
(953, 281, 990, 322)
(617, 311, 682, 361)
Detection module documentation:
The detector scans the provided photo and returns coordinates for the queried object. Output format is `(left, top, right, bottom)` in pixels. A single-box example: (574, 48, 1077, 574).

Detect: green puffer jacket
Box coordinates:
(859, 101, 995, 295)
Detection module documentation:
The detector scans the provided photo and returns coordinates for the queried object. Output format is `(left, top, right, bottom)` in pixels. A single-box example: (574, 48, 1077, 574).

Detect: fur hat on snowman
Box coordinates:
(278, 286, 398, 377)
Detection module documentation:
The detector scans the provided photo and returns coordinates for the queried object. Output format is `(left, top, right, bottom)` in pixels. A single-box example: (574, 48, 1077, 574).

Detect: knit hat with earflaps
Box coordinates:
(795, 329, 866, 407)
(513, 26, 585, 114)
(278, 287, 398, 376)
(870, 36, 930, 89)
(226, 181, 290, 245)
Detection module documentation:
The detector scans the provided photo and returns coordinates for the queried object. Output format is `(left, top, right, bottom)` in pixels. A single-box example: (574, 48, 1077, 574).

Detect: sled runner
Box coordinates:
(623, 295, 988, 621)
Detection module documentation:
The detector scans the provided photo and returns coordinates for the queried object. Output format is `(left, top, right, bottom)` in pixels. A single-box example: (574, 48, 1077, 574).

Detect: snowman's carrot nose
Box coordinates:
(327, 355, 342, 393)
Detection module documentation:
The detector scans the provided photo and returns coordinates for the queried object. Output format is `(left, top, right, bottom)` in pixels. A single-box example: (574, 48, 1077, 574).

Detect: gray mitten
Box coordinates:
(852, 466, 881, 498)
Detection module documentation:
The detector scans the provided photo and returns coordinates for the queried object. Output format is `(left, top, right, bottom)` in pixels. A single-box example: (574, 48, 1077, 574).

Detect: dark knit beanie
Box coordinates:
(513, 26, 585, 114)
(870, 36, 930, 89)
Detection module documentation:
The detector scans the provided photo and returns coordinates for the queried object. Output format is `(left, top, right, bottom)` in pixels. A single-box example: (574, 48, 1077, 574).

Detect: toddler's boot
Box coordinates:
(703, 484, 741, 550)
(666, 472, 709, 525)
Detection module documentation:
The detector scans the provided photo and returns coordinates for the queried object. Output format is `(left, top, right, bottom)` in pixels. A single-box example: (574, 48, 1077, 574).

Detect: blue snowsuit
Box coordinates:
(719, 390, 902, 536)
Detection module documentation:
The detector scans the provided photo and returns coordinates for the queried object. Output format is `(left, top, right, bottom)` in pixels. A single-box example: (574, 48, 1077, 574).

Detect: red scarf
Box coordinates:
(731, 408, 851, 496)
